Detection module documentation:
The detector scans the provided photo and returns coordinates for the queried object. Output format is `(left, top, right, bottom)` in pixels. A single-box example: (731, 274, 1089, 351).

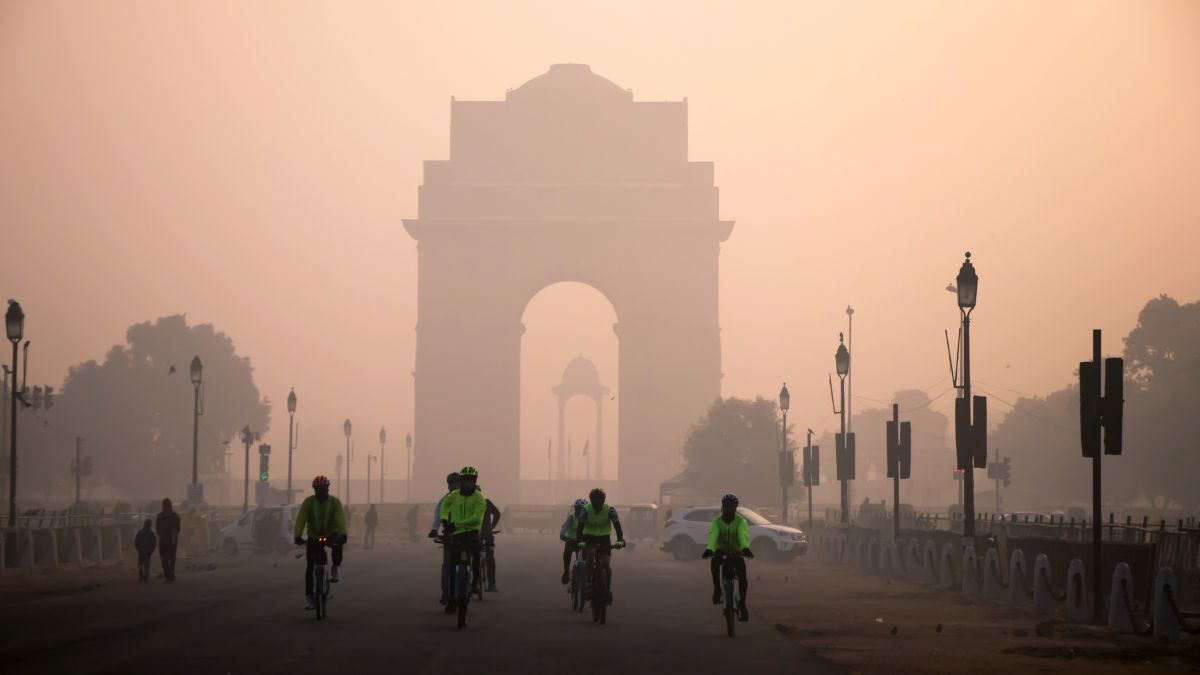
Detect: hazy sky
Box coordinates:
(2, 1, 1198, 484)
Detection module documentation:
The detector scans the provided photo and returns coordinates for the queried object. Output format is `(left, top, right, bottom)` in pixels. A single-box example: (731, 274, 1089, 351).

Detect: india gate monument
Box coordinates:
(404, 64, 734, 503)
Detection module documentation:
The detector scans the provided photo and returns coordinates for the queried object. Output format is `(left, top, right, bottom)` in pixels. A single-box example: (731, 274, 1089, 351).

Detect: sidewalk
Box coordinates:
(755, 557, 1199, 673)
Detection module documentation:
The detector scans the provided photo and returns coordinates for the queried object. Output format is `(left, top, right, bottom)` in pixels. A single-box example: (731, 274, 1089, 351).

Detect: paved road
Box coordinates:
(2, 534, 839, 675)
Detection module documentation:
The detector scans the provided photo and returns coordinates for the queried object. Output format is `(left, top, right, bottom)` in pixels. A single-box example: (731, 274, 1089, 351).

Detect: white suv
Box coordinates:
(217, 505, 299, 556)
(661, 506, 808, 561)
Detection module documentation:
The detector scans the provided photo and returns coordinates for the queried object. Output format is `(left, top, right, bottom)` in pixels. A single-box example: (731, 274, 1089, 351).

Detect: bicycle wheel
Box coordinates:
(724, 579, 735, 637)
(315, 567, 326, 621)
(592, 567, 608, 625)
(456, 563, 470, 629)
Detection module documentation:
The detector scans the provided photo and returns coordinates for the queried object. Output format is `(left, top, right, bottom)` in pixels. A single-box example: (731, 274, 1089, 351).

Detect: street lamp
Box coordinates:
(287, 388, 297, 503)
(379, 427, 387, 504)
(956, 252, 980, 542)
(835, 332, 850, 525)
(240, 425, 256, 514)
(6, 300, 23, 527)
(188, 355, 204, 505)
(405, 432, 413, 502)
(343, 419, 353, 507)
(778, 383, 792, 525)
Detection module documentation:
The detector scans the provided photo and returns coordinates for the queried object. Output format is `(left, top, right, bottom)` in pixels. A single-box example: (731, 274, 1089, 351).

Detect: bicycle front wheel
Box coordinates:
(315, 567, 326, 621)
(724, 580, 735, 637)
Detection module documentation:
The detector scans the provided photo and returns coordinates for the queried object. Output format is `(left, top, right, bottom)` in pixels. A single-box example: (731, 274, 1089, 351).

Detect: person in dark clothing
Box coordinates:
(363, 504, 379, 549)
(406, 505, 420, 543)
(479, 488, 502, 592)
(155, 498, 181, 582)
(134, 519, 157, 582)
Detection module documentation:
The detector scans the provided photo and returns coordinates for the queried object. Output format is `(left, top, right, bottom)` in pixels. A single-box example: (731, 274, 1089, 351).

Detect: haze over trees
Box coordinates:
(16, 315, 270, 502)
(681, 396, 792, 506)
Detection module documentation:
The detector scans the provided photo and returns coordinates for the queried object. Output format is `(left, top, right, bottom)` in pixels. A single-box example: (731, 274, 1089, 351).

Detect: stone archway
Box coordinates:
(553, 354, 609, 482)
(404, 64, 733, 503)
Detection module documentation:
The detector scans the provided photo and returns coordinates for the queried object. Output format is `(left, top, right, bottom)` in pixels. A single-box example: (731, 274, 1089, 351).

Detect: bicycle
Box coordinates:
(569, 545, 590, 612)
(481, 529, 500, 593)
(714, 551, 742, 637)
(440, 531, 481, 629)
(301, 537, 334, 621)
(581, 540, 623, 625)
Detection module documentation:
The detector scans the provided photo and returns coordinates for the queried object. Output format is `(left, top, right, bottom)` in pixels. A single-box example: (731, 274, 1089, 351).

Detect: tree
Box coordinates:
(680, 397, 792, 507)
(29, 315, 270, 501)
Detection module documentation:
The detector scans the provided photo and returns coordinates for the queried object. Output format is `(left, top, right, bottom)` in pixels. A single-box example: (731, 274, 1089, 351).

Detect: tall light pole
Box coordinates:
(189, 356, 204, 505)
(286, 388, 297, 503)
(343, 419, 353, 507)
(955, 252, 980, 543)
(6, 300, 24, 527)
(379, 427, 387, 504)
(367, 455, 377, 504)
(404, 432, 413, 502)
(240, 425, 256, 514)
(778, 383, 791, 525)
(834, 333, 851, 525)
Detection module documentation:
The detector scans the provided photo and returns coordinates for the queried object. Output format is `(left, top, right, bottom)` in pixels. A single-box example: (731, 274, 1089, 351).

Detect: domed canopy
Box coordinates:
(552, 354, 610, 400)
(507, 63, 632, 103)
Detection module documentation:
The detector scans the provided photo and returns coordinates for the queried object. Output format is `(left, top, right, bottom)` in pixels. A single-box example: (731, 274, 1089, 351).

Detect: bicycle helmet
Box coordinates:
(312, 475, 331, 488)
(459, 466, 478, 478)
(721, 493, 739, 507)
(445, 471, 460, 483)
(573, 498, 588, 509)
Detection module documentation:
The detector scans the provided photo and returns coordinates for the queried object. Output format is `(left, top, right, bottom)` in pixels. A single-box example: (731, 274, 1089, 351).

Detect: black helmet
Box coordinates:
(589, 487, 606, 501)
(446, 472, 460, 483)
(721, 493, 739, 507)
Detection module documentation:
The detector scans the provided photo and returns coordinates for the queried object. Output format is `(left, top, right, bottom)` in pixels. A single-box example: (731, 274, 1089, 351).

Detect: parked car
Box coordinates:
(218, 505, 299, 555)
(661, 506, 807, 561)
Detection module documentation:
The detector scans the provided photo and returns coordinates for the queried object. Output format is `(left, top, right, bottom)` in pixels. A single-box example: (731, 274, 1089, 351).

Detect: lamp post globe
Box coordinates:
(835, 334, 850, 377)
(287, 388, 297, 415)
(344, 419, 352, 438)
(189, 355, 203, 385)
(6, 300, 24, 343)
(779, 383, 790, 412)
(956, 251, 979, 310)
(379, 427, 386, 445)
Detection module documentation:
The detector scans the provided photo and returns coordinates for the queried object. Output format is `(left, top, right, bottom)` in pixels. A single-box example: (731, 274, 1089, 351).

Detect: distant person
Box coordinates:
(702, 493, 753, 622)
(293, 475, 348, 611)
(478, 487, 502, 592)
(364, 504, 379, 549)
(155, 498, 181, 582)
(406, 504, 420, 543)
(428, 471, 460, 605)
(134, 519, 157, 583)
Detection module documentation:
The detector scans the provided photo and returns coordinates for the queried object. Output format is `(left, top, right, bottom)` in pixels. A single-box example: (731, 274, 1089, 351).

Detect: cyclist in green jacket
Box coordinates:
(439, 466, 486, 613)
(293, 475, 348, 610)
(559, 498, 587, 584)
(574, 487, 625, 605)
(701, 493, 754, 621)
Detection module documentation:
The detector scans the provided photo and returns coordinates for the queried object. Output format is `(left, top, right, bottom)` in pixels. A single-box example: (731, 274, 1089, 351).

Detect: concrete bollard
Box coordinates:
(982, 548, 1006, 602)
(938, 542, 956, 589)
(91, 527, 104, 565)
(1034, 553, 1056, 615)
(1008, 549, 1029, 607)
(69, 529, 84, 565)
(1065, 558, 1089, 623)
(1107, 562, 1135, 634)
(1153, 567, 1181, 642)
(962, 545, 981, 597)
(19, 530, 34, 570)
(906, 539, 922, 582)
(923, 540, 939, 585)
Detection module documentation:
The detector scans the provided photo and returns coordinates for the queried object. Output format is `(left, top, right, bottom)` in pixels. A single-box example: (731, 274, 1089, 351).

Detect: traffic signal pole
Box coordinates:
(1091, 330, 1103, 624)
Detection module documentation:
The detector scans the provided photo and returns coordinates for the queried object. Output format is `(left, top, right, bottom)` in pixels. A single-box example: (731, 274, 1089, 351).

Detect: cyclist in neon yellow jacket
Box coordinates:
(573, 487, 625, 606)
(293, 475, 348, 610)
(701, 493, 754, 622)
(559, 498, 587, 584)
(438, 466, 486, 613)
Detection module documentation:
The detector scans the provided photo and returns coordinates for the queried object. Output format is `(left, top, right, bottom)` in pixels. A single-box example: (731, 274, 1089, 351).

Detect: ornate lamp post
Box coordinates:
(286, 388, 297, 503)
(188, 355, 204, 505)
(778, 383, 792, 525)
(6, 300, 23, 526)
(343, 419, 353, 507)
(956, 252, 979, 542)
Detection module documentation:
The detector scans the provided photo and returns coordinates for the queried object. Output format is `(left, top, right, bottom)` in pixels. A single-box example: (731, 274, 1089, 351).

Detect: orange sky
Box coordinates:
(2, 1, 1198, 483)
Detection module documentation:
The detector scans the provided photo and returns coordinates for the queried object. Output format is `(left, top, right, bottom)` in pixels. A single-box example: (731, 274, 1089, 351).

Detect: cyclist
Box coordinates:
(559, 498, 587, 584)
(701, 493, 753, 622)
(574, 488, 625, 605)
(293, 475, 348, 611)
(478, 487, 502, 592)
(439, 466, 486, 614)
(429, 471, 460, 605)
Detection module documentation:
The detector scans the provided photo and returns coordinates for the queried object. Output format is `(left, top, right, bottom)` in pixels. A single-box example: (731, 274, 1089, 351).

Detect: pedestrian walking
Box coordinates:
(364, 504, 379, 549)
(155, 498, 181, 582)
(134, 519, 157, 582)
